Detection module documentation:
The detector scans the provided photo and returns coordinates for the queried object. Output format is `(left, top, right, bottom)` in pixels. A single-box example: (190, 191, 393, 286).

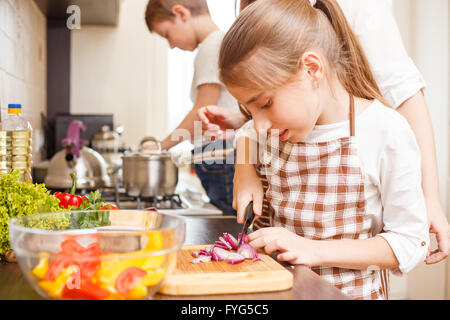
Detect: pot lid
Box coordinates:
(92, 125, 119, 141)
(122, 150, 173, 159)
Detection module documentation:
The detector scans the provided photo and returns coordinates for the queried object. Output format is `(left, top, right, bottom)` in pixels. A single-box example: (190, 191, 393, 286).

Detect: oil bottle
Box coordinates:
(0, 104, 33, 183)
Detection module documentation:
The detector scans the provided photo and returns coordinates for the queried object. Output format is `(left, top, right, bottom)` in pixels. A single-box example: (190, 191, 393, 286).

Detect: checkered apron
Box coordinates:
(258, 97, 388, 300)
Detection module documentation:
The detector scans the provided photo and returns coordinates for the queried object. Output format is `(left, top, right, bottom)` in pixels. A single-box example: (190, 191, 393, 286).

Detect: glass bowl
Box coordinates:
(9, 210, 185, 300)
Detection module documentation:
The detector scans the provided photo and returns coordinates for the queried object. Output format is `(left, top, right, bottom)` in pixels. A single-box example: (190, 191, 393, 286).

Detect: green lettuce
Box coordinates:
(0, 170, 64, 260)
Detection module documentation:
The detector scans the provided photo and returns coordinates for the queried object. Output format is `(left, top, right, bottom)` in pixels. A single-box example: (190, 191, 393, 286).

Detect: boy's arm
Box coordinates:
(396, 91, 450, 264)
(159, 83, 220, 150)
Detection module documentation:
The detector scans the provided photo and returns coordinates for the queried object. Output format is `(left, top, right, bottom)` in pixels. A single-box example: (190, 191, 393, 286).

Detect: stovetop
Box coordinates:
(100, 187, 185, 210)
(48, 186, 224, 216)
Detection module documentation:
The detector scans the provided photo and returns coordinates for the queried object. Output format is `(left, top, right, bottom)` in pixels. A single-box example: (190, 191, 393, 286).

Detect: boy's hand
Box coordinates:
(247, 227, 320, 267)
(233, 164, 264, 224)
(197, 105, 246, 140)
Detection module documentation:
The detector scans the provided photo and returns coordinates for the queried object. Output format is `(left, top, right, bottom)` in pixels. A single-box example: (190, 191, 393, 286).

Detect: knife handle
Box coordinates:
(245, 201, 255, 225)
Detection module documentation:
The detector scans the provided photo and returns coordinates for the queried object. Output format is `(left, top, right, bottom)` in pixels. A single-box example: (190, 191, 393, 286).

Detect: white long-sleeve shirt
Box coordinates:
(337, 0, 426, 108)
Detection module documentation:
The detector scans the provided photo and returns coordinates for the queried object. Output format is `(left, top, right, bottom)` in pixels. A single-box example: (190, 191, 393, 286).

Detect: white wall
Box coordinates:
(0, 0, 47, 162)
(70, 0, 168, 151)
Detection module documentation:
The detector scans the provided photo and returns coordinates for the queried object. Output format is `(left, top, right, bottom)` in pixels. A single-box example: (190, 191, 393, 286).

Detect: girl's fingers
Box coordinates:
(247, 232, 277, 249)
(237, 199, 251, 224)
(277, 251, 297, 262)
(252, 191, 264, 216)
(263, 239, 283, 255)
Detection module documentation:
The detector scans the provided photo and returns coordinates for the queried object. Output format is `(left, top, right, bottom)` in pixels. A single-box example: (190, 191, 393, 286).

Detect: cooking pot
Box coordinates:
(122, 137, 178, 197)
(91, 125, 127, 187)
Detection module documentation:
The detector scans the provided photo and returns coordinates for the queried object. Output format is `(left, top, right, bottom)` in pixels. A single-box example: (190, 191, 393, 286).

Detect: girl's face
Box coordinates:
(152, 17, 197, 51)
(227, 72, 322, 143)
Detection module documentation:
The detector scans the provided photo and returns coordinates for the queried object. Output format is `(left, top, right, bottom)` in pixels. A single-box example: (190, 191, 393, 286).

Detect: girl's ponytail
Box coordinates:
(314, 0, 389, 106)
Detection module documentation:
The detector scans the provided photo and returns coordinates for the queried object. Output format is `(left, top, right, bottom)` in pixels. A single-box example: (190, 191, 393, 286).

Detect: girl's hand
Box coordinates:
(233, 164, 264, 224)
(197, 105, 246, 140)
(247, 227, 320, 266)
(425, 199, 450, 264)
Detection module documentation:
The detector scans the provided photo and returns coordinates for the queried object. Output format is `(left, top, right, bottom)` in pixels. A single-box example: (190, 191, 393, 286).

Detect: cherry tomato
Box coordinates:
(100, 204, 119, 210)
(115, 267, 147, 296)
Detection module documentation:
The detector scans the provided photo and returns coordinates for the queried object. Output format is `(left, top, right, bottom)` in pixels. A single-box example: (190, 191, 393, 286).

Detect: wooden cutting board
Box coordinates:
(159, 245, 293, 296)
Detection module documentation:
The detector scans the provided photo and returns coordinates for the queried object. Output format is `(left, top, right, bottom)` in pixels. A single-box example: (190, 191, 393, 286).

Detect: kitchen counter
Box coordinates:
(0, 216, 349, 300)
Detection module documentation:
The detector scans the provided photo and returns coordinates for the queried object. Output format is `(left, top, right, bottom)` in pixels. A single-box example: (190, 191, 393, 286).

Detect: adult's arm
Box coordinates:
(396, 91, 449, 264)
(346, 0, 449, 264)
(160, 83, 221, 150)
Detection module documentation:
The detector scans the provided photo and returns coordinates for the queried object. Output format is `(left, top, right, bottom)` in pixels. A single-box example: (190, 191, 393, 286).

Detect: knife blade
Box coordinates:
(238, 201, 255, 247)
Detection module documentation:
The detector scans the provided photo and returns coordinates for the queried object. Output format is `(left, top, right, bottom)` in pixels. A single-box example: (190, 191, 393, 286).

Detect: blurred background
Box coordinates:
(0, 0, 448, 299)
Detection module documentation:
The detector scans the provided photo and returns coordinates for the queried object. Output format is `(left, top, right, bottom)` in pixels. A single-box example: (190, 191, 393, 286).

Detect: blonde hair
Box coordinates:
(220, 0, 388, 107)
(239, 0, 258, 11)
(145, 0, 210, 32)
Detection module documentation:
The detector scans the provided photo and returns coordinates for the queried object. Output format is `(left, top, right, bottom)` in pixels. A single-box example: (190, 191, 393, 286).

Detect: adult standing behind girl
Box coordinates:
(217, 0, 429, 299)
(198, 0, 449, 265)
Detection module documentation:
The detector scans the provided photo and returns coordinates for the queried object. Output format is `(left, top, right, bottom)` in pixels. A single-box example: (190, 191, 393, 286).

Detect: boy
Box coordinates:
(144, 0, 239, 214)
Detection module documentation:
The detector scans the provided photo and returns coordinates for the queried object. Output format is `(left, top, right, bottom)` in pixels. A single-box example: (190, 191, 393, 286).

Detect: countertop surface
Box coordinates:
(0, 216, 349, 300)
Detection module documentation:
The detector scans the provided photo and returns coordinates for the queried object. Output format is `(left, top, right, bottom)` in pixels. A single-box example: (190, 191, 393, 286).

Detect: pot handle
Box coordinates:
(140, 136, 162, 152)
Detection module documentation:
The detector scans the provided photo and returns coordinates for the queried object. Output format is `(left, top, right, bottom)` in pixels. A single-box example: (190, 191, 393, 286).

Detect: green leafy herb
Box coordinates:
(0, 170, 64, 260)
(69, 190, 111, 229)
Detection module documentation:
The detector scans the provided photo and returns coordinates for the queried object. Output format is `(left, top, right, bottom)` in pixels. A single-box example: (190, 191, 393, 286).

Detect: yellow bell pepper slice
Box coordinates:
(31, 257, 49, 280)
(38, 265, 78, 299)
(143, 231, 163, 251)
(125, 285, 148, 300)
(141, 255, 165, 271)
(141, 268, 165, 287)
(95, 231, 165, 287)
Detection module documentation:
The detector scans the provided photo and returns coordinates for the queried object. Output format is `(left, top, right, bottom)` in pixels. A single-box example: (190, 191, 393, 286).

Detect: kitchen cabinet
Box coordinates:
(33, 0, 122, 26)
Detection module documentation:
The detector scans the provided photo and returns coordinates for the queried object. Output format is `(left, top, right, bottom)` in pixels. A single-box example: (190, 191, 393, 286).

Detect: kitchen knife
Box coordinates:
(238, 201, 256, 247)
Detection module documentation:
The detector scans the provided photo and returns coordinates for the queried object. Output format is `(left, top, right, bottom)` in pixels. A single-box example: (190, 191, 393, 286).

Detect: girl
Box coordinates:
(218, 0, 429, 299)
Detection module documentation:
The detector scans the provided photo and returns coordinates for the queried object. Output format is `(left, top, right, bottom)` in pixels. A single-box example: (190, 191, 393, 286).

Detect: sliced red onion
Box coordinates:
(218, 236, 233, 250)
(191, 251, 200, 258)
(237, 233, 247, 247)
(252, 255, 262, 262)
(211, 246, 231, 261)
(222, 233, 238, 250)
(204, 246, 214, 255)
(214, 241, 230, 250)
(199, 250, 210, 256)
(191, 255, 212, 264)
(227, 252, 246, 264)
(237, 243, 258, 260)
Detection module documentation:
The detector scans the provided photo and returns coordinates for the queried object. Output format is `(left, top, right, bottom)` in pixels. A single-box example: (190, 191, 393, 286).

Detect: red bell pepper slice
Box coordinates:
(62, 277, 110, 300)
(54, 173, 84, 208)
(44, 239, 102, 281)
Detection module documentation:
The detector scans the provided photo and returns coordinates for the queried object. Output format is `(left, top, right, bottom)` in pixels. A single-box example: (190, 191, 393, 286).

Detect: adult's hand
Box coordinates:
(424, 199, 450, 264)
(197, 105, 246, 140)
